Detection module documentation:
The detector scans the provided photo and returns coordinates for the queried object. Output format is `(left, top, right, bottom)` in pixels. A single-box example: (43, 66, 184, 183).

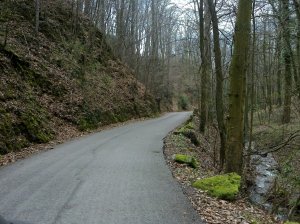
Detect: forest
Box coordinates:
(1, 0, 300, 223)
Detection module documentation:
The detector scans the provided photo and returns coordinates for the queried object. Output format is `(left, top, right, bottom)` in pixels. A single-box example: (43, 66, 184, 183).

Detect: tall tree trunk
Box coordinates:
(293, 0, 300, 99)
(35, 0, 40, 34)
(268, 0, 293, 123)
(207, 0, 226, 169)
(99, 0, 106, 33)
(247, 0, 256, 167)
(225, 0, 252, 175)
(281, 0, 292, 124)
(116, 0, 125, 59)
(84, 0, 91, 16)
(204, 0, 213, 124)
(197, 0, 208, 133)
(276, 31, 283, 106)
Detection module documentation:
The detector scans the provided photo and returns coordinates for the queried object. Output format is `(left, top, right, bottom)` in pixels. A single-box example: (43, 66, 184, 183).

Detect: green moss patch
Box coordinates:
(185, 123, 194, 129)
(19, 109, 54, 143)
(174, 122, 199, 146)
(192, 173, 241, 201)
(0, 108, 29, 154)
(174, 154, 199, 168)
(284, 222, 299, 224)
(182, 131, 200, 146)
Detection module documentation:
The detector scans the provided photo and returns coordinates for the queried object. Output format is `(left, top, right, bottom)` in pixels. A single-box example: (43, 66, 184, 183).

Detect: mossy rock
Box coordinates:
(192, 173, 241, 201)
(284, 222, 299, 224)
(174, 124, 200, 146)
(185, 123, 194, 129)
(184, 115, 193, 125)
(174, 154, 199, 168)
(174, 126, 185, 134)
(175, 123, 194, 134)
(182, 131, 200, 146)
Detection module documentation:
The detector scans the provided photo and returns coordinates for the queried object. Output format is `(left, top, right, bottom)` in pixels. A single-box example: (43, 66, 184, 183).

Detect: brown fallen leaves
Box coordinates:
(164, 125, 283, 224)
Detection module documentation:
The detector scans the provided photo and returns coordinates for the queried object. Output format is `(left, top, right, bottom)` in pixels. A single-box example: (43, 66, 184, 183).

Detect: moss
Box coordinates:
(185, 123, 194, 129)
(25, 70, 52, 90)
(284, 222, 299, 224)
(277, 187, 286, 196)
(174, 124, 199, 146)
(175, 123, 194, 134)
(78, 110, 101, 131)
(0, 108, 30, 154)
(174, 126, 185, 134)
(19, 110, 54, 143)
(4, 90, 14, 99)
(182, 131, 200, 146)
(174, 154, 199, 168)
(192, 173, 241, 201)
(184, 115, 193, 125)
(4, 47, 29, 68)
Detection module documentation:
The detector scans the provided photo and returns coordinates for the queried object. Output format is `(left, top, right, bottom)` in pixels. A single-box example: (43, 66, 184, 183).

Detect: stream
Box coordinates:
(247, 142, 299, 221)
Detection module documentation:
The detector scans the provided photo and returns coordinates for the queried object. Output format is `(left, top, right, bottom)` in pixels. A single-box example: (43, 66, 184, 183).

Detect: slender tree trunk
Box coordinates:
(204, 0, 213, 124)
(281, 0, 292, 124)
(292, 0, 300, 99)
(207, 0, 226, 169)
(247, 0, 256, 167)
(276, 31, 283, 106)
(116, 0, 125, 59)
(197, 0, 208, 133)
(225, 0, 252, 175)
(35, 0, 40, 34)
(84, 0, 91, 16)
(100, 0, 106, 33)
(268, 0, 293, 123)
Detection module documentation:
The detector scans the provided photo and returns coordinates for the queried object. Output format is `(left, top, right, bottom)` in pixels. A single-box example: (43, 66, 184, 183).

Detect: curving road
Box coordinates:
(0, 112, 203, 224)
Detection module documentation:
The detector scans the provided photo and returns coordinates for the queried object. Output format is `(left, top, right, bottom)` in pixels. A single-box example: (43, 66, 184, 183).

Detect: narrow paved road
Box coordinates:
(0, 112, 203, 224)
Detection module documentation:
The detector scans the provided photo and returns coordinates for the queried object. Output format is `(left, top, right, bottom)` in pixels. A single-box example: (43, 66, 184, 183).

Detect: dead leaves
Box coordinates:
(189, 189, 282, 224)
(164, 123, 283, 224)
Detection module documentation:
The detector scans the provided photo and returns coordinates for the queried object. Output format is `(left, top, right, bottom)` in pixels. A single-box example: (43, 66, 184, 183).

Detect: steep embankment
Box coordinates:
(0, 0, 158, 155)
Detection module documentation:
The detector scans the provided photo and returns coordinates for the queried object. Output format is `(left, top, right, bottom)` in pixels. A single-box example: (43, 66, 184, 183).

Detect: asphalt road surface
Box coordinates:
(0, 112, 204, 224)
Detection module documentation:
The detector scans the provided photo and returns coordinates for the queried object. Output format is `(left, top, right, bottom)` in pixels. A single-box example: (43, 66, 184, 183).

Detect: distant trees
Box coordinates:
(45, 0, 300, 175)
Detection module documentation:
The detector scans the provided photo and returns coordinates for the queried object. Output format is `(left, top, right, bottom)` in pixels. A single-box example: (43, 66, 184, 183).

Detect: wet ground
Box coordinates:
(249, 144, 299, 221)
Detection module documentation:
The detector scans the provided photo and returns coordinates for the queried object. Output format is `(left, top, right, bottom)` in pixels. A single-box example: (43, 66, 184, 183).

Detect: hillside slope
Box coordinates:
(0, 0, 158, 155)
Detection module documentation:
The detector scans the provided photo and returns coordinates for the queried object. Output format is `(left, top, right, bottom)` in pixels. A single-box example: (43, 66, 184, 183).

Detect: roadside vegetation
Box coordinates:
(164, 110, 300, 223)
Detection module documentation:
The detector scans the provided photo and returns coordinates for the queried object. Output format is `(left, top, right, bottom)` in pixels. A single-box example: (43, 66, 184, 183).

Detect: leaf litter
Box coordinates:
(164, 115, 283, 224)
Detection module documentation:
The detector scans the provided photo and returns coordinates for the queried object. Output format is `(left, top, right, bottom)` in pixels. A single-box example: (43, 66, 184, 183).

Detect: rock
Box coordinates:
(173, 154, 199, 168)
(192, 173, 241, 201)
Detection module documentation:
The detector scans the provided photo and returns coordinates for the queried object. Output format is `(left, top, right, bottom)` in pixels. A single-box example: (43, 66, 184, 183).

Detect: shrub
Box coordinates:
(178, 96, 188, 110)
